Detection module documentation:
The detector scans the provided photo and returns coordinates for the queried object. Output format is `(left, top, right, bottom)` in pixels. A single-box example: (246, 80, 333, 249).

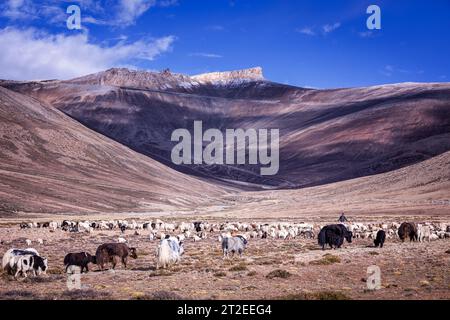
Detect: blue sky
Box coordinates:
(0, 0, 449, 88)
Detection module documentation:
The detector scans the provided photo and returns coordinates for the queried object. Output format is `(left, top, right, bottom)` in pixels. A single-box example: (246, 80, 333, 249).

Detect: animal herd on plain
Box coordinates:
(2, 219, 449, 280)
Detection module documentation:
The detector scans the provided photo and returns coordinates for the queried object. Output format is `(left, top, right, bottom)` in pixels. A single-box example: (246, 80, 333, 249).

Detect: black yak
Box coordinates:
(318, 224, 353, 250)
(95, 243, 137, 270)
(374, 230, 386, 248)
(398, 222, 418, 242)
(64, 252, 97, 273)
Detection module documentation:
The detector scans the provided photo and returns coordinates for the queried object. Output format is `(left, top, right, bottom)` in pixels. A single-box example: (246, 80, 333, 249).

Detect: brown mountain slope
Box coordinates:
(3, 69, 450, 190)
(0, 86, 226, 215)
(223, 150, 450, 218)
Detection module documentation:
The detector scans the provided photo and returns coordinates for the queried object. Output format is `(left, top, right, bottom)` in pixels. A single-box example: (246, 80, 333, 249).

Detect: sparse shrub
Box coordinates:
(312, 291, 351, 300)
(369, 251, 379, 256)
(47, 267, 64, 275)
(61, 289, 111, 300)
(247, 271, 257, 276)
(310, 254, 341, 265)
(0, 290, 35, 300)
(149, 269, 173, 277)
(214, 271, 227, 277)
(266, 269, 292, 279)
(229, 263, 248, 272)
(276, 293, 307, 300)
(151, 290, 183, 300)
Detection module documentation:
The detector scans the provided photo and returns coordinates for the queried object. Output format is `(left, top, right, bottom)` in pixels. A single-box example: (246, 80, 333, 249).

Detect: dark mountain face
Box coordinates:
(3, 68, 450, 190)
(0, 85, 226, 214)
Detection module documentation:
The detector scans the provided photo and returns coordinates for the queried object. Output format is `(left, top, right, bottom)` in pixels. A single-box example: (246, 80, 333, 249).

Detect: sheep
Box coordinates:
(156, 237, 184, 269)
(222, 236, 248, 259)
(117, 237, 127, 243)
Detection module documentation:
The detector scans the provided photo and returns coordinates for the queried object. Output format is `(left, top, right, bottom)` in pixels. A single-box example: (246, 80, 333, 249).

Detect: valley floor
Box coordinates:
(0, 217, 449, 300)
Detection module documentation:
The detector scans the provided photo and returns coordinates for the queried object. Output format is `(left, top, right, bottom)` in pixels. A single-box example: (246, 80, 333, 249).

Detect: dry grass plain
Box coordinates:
(0, 215, 449, 300)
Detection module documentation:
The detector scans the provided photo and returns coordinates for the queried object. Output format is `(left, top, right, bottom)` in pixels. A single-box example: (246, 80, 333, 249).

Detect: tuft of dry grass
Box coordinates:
(0, 290, 36, 300)
(61, 289, 111, 300)
(276, 291, 351, 300)
(266, 269, 292, 279)
(214, 271, 227, 277)
(312, 291, 351, 300)
(310, 254, 341, 265)
(229, 263, 248, 272)
(151, 290, 183, 300)
(149, 269, 173, 277)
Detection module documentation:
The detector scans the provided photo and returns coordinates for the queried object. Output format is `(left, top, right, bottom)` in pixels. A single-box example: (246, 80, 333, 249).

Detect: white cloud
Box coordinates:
(0, 28, 176, 80)
(189, 52, 223, 58)
(206, 25, 225, 32)
(358, 31, 373, 38)
(158, 0, 179, 7)
(116, 0, 156, 26)
(1, 0, 37, 20)
(380, 65, 394, 77)
(296, 23, 341, 36)
(322, 22, 341, 34)
(296, 27, 315, 36)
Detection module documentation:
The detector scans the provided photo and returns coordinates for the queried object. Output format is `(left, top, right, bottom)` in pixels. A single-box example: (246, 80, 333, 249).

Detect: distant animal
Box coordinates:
(2, 248, 47, 276)
(25, 239, 32, 246)
(156, 237, 184, 269)
(10, 254, 47, 279)
(20, 223, 31, 229)
(64, 252, 97, 273)
(318, 224, 353, 250)
(120, 225, 126, 233)
(193, 222, 202, 233)
(222, 235, 248, 259)
(95, 243, 137, 270)
(417, 225, 431, 242)
(398, 222, 418, 242)
(117, 237, 127, 243)
(374, 230, 386, 248)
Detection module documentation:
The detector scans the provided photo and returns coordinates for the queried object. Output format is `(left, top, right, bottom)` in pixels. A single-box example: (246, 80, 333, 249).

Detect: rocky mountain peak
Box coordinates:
(191, 67, 265, 84)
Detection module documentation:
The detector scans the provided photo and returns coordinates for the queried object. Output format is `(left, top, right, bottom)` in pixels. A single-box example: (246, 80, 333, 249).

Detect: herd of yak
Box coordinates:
(0, 220, 446, 279)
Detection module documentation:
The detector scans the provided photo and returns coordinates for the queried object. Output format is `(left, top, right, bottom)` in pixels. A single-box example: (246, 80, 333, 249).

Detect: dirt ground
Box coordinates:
(0, 217, 449, 300)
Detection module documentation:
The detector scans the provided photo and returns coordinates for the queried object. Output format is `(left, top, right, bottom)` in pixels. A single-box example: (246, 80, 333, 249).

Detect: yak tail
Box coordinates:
(222, 237, 229, 251)
(318, 229, 326, 246)
(157, 240, 171, 267)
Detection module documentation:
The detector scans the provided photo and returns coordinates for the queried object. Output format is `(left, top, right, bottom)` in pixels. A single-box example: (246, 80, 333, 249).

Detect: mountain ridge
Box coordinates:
(2, 68, 450, 192)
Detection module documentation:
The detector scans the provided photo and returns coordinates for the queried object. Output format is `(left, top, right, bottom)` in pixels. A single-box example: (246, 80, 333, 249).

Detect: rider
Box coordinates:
(338, 212, 349, 223)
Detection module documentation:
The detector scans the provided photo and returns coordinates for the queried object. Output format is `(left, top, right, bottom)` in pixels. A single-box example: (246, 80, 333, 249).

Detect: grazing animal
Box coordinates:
(11, 254, 47, 279)
(156, 238, 184, 269)
(25, 239, 32, 246)
(95, 243, 137, 270)
(318, 224, 353, 250)
(417, 225, 431, 242)
(398, 222, 418, 242)
(374, 230, 386, 248)
(117, 237, 127, 243)
(64, 252, 97, 273)
(20, 223, 30, 229)
(2, 248, 47, 277)
(222, 235, 248, 259)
